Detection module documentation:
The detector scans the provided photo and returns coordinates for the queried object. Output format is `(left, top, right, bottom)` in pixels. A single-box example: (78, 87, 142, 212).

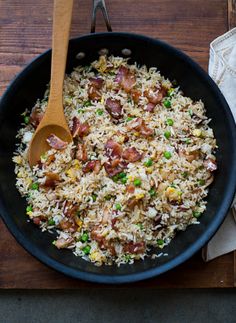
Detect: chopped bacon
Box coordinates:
(204, 158, 217, 172)
(126, 184, 135, 194)
(88, 77, 104, 101)
(122, 147, 142, 162)
(71, 117, 90, 138)
(32, 215, 47, 226)
(127, 197, 139, 209)
(128, 117, 154, 137)
(111, 218, 117, 229)
(54, 237, 74, 249)
(82, 160, 101, 174)
(104, 159, 127, 177)
(89, 77, 104, 89)
(144, 86, 164, 104)
(40, 172, 60, 189)
(76, 143, 87, 162)
(105, 139, 123, 158)
(115, 66, 136, 92)
(59, 219, 77, 232)
(124, 241, 145, 254)
(71, 116, 80, 137)
(45, 154, 55, 165)
(131, 89, 141, 103)
(145, 102, 156, 112)
(30, 105, 44, 128)
(105, 98, 123, 120)
(63, 203, 78, 218)
(46, 134, 68, 150)
(32, 217, 41, 226)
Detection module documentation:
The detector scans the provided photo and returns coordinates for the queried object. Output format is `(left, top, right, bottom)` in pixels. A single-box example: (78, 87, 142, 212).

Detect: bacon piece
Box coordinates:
(89, 77, 104, 89)
(104, 159, 127, 177)
(54, 237, 74, 249)
(71, 116, 80, 137)
(32, 217, 41, 226)
(115, 66, 136, 92)
(111, 218, 118, 229)
(124, 241, 145, 254)
(131, 89, 141, 103)
(88, 77, 104, 101)
(122, 147, 142, 162)
(41, 172, 60, 188)
(126, 184, 135, 194)
(145, 102, 156, 112)
(59, 219, 77, 232)
(105, 98, 123, 120)
(71, 117, 90, 138)
(46, 134, 68, 150)
(30, 105, 44, 128)
(105, 139, 123, 158)
(32, 215, 47, 226)
(76, 143, 87, 162)
(82, 160, 101, 174)
(127, 197, 139, 209)
(144, 86, 164, 104)
(127, 117, 154, 137)
(63, 202, 78, 218)
(204, 158, 217, 172)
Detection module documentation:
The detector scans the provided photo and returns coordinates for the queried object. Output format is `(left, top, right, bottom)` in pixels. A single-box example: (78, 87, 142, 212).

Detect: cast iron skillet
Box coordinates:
(0, 0, 236, 284)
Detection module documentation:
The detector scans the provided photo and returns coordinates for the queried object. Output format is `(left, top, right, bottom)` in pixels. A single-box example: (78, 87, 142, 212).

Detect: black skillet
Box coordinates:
(0, 0, 236, 284)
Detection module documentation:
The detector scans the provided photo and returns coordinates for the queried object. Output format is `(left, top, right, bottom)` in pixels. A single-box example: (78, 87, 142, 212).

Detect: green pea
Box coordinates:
(198, 179, 205, 186)
(157, 239, 164, 246)
(164, 131, 171, 139)
(181, 171, 189, 178)
(193, 211, 202, 218)
(24, 116, 30, 124)
(125, 254, 131, 261)
(31, 182, 39, 190)
(83, 100, 92, 107)
(163, 151, 172, 159)
(185, 138, 191, 144)
(92, 194, 97, 202)
(133, 178, 141, 186)
(163, 99, 171, 108)
(137, 223, 143, 230)
(149, 188, 156, 197)
(126, 116, 135, 122)
(26, 205, 33, 213)
(112, 174, 119, 182)
(48, 219, 55, 226)
(115, 203, 122, 211)
(144, 159, 153, 167)
(80, 232, 89, 242)
(166, 118, 174, 126)
(104, 195, 112, 201)
(78, 109, 85, 114)
(118, 172, 126, 179)
(82, 245, 91, 255)
(121, 177, 127, 184)
(96, 109, 104, 116)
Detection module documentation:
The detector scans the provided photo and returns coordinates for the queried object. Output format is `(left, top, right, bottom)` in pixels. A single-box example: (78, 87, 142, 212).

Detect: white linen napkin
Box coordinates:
(202, 28, 236, 261)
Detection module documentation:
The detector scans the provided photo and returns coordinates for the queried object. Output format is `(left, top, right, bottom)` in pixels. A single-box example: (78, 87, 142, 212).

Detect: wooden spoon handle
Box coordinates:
(48, 0, 74, 114)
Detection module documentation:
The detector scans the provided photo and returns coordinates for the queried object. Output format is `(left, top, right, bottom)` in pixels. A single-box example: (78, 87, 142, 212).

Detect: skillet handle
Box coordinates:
(91, 0, 112, 33)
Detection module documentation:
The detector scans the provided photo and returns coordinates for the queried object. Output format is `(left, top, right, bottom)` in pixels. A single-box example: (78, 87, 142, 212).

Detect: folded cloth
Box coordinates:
(202, 28, 236, 261)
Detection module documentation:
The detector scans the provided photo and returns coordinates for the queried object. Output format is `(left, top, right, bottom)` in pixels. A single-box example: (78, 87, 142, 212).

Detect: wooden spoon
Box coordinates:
(28, 0, 74, 167)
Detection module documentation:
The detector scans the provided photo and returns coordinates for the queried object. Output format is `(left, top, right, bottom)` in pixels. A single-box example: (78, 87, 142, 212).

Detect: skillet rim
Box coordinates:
(0, 32, 236, 284)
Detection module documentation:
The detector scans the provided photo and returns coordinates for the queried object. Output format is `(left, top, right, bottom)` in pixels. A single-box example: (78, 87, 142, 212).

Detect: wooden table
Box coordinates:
(0, 0, 236, 288)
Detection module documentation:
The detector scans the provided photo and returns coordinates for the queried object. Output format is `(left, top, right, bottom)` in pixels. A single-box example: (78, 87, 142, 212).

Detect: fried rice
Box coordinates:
(13, 55, 217, 266)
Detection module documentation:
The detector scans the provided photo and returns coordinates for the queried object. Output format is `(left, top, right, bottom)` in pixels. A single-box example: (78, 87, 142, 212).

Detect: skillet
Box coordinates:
(0, 0, 236, 284)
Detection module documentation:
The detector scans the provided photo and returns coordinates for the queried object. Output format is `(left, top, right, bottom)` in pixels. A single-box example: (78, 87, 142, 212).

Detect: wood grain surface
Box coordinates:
(0, 0, 235, 288)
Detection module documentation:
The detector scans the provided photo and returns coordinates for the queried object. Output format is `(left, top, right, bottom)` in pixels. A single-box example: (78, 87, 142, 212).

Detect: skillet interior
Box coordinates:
(0, 32, 236, 284)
